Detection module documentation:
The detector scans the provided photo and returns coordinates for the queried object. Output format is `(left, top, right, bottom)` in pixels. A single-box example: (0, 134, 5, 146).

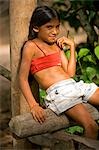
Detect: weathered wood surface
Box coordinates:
(28, 130, 99, 150)
(29, 134, 75, 150)
(9, 104, 99, 138)
(0, 65, 11, 81)
(10, 0, 37, 116)
(9, 109, 69, 138)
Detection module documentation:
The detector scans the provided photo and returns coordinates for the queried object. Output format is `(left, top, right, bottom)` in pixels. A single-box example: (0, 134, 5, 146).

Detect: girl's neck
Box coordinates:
(33, 38, 56, 47)
(32, 38, 59, 53)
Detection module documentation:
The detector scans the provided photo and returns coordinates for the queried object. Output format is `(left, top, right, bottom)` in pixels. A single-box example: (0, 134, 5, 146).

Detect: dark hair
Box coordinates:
(28, 6, 60, 40)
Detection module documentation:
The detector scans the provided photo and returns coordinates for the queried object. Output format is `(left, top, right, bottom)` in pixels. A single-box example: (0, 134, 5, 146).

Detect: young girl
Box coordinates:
(19, 6, 99, 139)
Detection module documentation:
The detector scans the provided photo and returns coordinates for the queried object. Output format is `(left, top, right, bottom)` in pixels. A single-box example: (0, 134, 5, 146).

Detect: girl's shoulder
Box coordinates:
(22, 40, 37, 57)
(23, 40, 36, 49)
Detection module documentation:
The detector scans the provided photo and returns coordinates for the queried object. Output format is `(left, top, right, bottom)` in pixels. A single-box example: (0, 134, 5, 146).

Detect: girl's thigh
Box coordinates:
(88, 88, 99, 105)
(65, 103, 95, 126)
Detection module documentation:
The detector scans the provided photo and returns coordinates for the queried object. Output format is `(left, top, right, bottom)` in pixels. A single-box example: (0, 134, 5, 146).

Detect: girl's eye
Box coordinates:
(47, 25, 53, 29)
(56, 25, 60, 29)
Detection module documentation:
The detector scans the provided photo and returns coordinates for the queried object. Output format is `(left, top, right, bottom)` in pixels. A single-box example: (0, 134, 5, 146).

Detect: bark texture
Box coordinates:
(10, 0, 37, 116)
(9, 104, 99, 138)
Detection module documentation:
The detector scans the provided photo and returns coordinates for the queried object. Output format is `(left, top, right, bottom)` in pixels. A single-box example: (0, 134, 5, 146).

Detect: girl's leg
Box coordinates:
(88, 88, 99, 105)
(65, 103, 98, 139)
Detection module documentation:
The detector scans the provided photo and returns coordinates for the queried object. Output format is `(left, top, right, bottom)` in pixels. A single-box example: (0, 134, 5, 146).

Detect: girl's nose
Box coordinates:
(52, 28, 57, 35)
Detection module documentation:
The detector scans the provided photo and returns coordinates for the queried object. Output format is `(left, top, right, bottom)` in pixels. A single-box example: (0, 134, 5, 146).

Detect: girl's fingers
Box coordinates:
(31, 106, 46, 124)
(36, 113, 45, 124)
(37, 111, 46, 123)
(57, 39, 64, 49)
(31, 111, 38, 122)
(57, 37, 74, 48)
(34, 111, 46, 124)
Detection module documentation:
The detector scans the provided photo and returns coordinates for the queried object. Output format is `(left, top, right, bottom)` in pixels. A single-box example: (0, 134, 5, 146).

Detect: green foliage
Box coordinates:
(39, 89, 46, 105)
(65, 44, 99, 85)
(94, 46, 99, 60)
(78, 48, 90, 60)
(65, 126, 84, 135)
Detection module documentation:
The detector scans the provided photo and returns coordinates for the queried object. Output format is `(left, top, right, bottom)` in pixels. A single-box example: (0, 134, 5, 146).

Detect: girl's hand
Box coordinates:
(30, 104, 46, 124)
(57, 36, 75, 50)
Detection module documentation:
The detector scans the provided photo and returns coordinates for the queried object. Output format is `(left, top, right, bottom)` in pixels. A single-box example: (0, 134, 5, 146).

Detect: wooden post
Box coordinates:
(10, 0, 37, 116)
(10, 0, 37, 148)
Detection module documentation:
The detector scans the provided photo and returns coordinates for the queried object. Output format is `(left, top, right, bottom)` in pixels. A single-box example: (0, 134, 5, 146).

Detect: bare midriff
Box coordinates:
(33, 66, 70, 90)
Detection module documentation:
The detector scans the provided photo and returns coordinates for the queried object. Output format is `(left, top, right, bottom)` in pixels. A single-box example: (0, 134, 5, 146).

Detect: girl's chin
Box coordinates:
(47, 38, 57, 44)
(37, 39, 55, 45)
(46, 41, 55, 45)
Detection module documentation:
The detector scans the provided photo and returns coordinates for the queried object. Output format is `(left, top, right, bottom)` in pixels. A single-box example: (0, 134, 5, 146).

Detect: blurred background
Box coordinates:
(0, 0, 12, 148)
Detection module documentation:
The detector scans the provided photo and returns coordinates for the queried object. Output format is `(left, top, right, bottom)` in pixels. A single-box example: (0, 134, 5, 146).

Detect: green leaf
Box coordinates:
(94, 46, 99, 60)
(80, 74, 89, 82)
(94, 41, 98, 47)
(88, 10, 95, 22)
(86, 67, 96, 80)
(65, 50, 77, 59)
(65, 50, 70, 59)
(65, 126, 83, 134)
(83, 55, 96, 64)
(78, 48, 90, 60)
(40, 89, 46, 99)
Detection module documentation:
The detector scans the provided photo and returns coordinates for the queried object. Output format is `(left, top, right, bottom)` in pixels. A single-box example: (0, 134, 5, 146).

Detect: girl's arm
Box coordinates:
(19, 41, 46, 123)
(57, 37, 76, 77)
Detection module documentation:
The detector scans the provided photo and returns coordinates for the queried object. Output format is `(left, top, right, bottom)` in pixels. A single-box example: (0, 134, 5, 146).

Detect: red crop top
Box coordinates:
(30, 42, 61, 74)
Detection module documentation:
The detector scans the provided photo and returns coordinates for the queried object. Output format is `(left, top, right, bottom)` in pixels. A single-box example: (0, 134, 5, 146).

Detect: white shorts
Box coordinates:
(45, 79, 98, 115)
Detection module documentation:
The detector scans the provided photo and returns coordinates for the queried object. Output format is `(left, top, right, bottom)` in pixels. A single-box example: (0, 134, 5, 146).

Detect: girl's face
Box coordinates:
(36, 18, 60, 44)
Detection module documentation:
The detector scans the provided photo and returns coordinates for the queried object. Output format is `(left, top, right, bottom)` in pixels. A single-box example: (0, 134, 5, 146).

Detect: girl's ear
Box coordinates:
(33, 26, 39, 33)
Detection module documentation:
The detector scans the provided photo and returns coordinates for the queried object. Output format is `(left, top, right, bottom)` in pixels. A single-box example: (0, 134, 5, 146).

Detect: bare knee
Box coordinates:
(85, 121, 98, 131)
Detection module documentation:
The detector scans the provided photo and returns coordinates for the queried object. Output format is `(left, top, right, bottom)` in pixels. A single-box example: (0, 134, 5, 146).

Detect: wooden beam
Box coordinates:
(28, 132, 75, 149)
(0, 65, 11, 81)
(9, 104, 99, 138)
(9, 109, 69, 138)
(28, 130, 99, 149)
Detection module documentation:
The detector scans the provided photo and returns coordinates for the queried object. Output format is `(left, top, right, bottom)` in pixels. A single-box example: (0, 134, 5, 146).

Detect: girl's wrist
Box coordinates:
(70, 42, 75, 47)
(70, 42, 75, 50)
(30, 103, 39, 110)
